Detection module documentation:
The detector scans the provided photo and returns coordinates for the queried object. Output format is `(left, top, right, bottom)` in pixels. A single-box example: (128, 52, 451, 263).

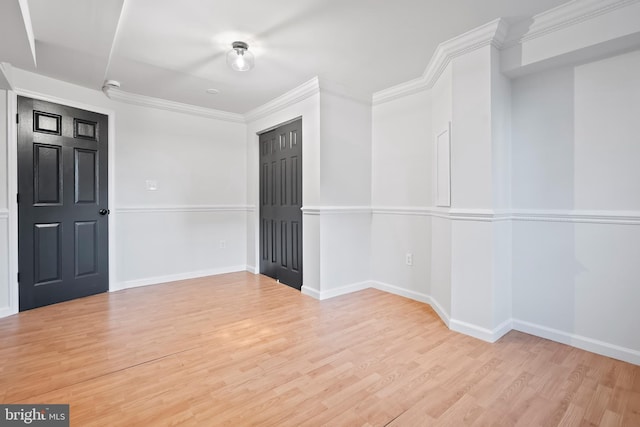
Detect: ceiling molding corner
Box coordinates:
(0, 62, 14, 90)
(17, 0, 36, 67)
(503, 0, 640, 47)
(373, 18, 508, 105)
(318, 79, 372, 106)
(244, 76, 320, 123)
(103, 87, 245, 123)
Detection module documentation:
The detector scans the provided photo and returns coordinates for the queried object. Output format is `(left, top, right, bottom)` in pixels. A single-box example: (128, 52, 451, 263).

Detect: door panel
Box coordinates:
(259, 119, 303, 289)
(18, 96, 109, 311)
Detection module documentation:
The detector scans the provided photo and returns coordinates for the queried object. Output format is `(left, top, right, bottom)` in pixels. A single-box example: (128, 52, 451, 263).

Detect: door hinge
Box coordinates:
(16, 193, 19, 204)
(16, 113, 19, 124)
(17, 272, 20, 283)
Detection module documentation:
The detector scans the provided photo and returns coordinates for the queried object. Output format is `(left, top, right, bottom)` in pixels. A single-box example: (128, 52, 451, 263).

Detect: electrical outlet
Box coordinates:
(145, 179, 158, 191)
(406, 253, 413, 266)
(219, 240, 226, 249)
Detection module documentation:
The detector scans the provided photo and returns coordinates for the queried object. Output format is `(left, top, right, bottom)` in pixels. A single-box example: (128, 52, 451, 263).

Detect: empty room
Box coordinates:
(1, 0, 639, 425)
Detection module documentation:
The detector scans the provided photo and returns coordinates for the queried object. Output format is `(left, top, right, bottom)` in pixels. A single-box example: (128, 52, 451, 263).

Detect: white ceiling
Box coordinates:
(1, 0, 570, 113)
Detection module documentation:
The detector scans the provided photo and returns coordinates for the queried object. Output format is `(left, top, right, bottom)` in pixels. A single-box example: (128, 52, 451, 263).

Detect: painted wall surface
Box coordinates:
(3, 69, 248, 300)
(371, 89, 432, 297)
(320, 92, 371, 206)
(318, 92, 372, 292)
(371, 90, 431, 207)
(511, 66, 575, 210)
(451, 47, 493, 209)
(511, 49, 640, 355)
(0, 89, 8, 311)
(0, 90, 6, 209)
(430, 64, 453, 319)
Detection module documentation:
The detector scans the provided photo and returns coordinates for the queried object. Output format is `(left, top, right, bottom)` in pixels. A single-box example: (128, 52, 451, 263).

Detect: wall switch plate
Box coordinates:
(406, 253, 413, 266)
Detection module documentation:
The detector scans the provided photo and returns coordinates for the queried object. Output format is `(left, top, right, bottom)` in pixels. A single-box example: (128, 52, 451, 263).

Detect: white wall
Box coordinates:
(371, 89, 432, 299)
(0, 69, 248, 313)
(0, 90, 9, 313)
(318, 92, 372, 293)
(511, 49, 640, 359)
(430, 65, 453, 319)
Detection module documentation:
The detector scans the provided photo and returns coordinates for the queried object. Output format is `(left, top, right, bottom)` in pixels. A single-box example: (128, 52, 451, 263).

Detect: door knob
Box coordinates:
(99, 209, 110, 216)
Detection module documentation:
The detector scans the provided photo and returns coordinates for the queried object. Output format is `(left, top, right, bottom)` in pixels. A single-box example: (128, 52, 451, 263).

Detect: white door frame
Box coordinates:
(6, 89, 117, 316)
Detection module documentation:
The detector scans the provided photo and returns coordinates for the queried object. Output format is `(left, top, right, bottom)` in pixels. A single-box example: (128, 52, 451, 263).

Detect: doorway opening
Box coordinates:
(259, 118, 303, 290)
(17, 96, 110, 310)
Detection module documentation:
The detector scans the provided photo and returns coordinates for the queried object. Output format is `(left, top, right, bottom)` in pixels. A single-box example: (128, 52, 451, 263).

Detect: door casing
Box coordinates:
(5, 89, 117, 317)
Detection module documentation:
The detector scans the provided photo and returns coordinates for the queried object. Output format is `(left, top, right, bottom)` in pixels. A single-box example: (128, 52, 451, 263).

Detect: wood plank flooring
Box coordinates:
(0, 272, 638, 426)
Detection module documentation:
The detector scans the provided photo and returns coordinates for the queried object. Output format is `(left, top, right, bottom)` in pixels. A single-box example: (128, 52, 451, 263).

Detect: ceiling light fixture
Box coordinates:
(226, 41, 254, 72)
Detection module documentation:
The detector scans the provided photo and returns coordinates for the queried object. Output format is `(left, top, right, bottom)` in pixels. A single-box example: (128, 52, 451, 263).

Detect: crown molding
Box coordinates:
(244, 76, 320, 123)
(319, 79, 372, 106)
(372, 18, 509, 105)
(103, 87, 245, 123)
(0, 62, 14, 90)
(503, 0, 640, 48)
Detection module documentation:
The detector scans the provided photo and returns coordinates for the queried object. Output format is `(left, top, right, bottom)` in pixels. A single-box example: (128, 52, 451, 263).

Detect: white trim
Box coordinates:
(503, 0, 640, 47)
(103, 87, 245, 123)
(17, 0, 36, 67)
(370, 206, 640, 225)
(372, 18, 508, 105)
(371, 206, 431, 216)
(300, 285, 321, 300)
(0, 209, 8, 218)
(116, 205, 254, 214)
(301, 206, 372, 216)
(319, 79, 372, 106)
(511, 209, 640, 225)
(7, 92, 18, 316)
(302, 281, 372, 300)
(245, 265, 258, 274)
(512, 319, 640, 366)
(370, 281, 452, 327)
(449, 318, 513, 343)
(114, 265, 247, 291)
(244, 77, 320, 122)
(0, 306, 16, 319)
(8, 89, 118, 315)
(0, 62, 14, 90)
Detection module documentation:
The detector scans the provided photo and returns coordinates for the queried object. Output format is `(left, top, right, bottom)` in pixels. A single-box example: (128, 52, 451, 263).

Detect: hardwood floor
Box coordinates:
(0, 272, 638, 426)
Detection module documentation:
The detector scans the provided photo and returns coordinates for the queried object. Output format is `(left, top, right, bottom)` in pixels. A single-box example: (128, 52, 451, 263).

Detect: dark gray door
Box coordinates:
(17, 96, 109, 311)
(259, 119, 302, 289)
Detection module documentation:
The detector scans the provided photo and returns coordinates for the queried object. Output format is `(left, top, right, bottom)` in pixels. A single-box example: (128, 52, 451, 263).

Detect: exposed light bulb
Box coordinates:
(227, 41, 254, 72)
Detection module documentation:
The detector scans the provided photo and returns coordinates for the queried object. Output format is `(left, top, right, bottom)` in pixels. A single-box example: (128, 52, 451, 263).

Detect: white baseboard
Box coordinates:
(450, 318, 513, 343)
(0, 306, 17, 319)
(300, 285, 321, 299)
(245, 265, 258, 274)
(116, 265, 248, 291)
(512, 319, 640, 366)
(302, 281, 372, 300)
(370, 281, 451, 327)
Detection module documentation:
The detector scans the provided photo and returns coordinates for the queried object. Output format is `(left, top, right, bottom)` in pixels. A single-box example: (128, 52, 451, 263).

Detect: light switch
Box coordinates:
(145, 180, 158, 191)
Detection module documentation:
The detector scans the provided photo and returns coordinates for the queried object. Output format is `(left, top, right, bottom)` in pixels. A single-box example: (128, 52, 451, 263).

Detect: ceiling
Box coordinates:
(1, 0, 570, 114)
